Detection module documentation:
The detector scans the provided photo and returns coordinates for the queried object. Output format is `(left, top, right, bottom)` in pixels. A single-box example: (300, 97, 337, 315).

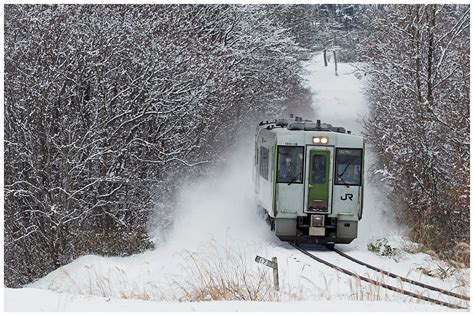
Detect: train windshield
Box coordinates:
(277, 146, 304, 184)
(335, 148, 362, 186)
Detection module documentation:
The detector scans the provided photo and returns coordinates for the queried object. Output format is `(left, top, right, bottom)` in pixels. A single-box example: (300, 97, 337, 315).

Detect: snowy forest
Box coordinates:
(4, 3, 470, 290)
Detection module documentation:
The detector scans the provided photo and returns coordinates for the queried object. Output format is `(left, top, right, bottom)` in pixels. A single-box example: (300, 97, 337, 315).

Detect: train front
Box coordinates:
(273, 122, 364, 246)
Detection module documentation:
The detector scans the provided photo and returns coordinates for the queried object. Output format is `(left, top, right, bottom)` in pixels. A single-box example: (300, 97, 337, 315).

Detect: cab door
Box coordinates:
(305, 147, 333, 213)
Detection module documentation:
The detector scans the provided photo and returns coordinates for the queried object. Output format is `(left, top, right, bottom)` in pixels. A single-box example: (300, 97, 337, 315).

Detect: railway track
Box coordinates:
(290, 243, 469, 310)
(332, 247, 470, 301)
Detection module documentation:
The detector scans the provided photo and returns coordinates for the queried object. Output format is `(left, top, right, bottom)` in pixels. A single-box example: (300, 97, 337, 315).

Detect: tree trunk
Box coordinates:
(333, 50, 338, 76)
(323, 49, 328, 66)
(427, 5, 436, 107)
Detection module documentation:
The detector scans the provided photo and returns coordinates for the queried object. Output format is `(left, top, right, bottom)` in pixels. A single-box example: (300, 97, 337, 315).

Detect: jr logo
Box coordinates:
(340, 194, 353, 201)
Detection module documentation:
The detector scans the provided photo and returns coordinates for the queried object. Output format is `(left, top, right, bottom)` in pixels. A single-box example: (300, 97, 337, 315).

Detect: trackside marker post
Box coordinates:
(255, 255, 279, 291)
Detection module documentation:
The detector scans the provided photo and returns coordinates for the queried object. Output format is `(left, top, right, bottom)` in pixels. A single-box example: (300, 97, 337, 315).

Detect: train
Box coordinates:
(253, 115, 364, 248)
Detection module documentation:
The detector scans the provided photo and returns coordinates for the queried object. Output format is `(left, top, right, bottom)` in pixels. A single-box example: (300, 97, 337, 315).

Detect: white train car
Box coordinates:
(254, 116, 364, 247)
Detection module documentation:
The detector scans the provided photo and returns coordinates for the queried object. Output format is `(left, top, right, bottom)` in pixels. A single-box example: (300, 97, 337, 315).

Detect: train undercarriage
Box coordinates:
(259, 207, 358, 248)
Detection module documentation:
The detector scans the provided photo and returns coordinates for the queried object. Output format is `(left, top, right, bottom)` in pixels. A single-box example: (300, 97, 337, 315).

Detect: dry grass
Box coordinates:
(401, 240, 470, 290)
(45, 239, 470, 307)
(170, 241, 280, 302)
(450, 243, 470, 269)
(50, 264, 162, 301)
(407, 225, 470, 269)
(347, 274, 385, 302)
(401, 240, 470, 302)
(50, 240, 304, 302)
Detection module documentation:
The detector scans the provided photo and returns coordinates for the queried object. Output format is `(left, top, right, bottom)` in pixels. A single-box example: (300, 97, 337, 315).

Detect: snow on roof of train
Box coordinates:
(258, 116, 350, 134)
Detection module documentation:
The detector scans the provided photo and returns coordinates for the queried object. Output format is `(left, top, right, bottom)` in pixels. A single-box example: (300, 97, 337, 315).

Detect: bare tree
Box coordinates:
(4, 4, 312, 287)
(359, 4, 470, 258)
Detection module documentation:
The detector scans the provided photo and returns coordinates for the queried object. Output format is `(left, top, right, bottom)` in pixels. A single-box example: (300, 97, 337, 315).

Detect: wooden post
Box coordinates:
(333, 50, 338, 76)
(255, 255, 279, 291)
(272, 257, 279, 291)
(323, 49, 328, 67)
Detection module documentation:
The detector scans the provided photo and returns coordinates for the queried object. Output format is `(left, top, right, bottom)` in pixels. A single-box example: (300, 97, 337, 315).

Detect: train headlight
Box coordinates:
(312, 137, 328, 144)
(311, 214, 325, 227)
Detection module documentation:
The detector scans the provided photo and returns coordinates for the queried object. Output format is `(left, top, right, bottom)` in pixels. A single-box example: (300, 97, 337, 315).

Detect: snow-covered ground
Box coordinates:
(4, 54, 470, 312)
(4, 287, 453, 312)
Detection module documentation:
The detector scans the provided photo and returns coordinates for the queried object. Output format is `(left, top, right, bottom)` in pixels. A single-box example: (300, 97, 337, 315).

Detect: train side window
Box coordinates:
(335, 148, 362, 186)
(255, 143, 258, 166)
(277, 146, 304, 183)
(259, 146, 269, 180)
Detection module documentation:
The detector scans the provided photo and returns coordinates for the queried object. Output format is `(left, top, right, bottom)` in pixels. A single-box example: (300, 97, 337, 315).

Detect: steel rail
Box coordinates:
(291, 243, 467, 310)
(333, 247, 470, 301)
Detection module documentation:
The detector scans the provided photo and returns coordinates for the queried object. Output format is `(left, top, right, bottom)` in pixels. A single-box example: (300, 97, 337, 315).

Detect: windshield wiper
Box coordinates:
(287, 173, 301, 186)
(337, 175, 351, 188)
(338, 162, 353, 188)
